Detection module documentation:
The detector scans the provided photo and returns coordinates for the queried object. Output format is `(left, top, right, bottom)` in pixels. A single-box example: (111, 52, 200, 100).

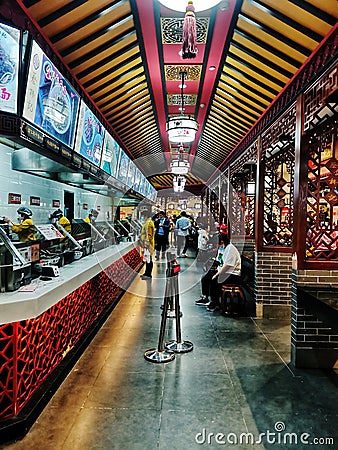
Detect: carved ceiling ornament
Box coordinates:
(165, 65, 201, 81)
(167, 93, 197, 106)
(161, 17, 209, 45)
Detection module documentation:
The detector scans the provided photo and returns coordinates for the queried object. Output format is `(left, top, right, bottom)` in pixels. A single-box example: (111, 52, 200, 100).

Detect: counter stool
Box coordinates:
(220, 284, 245, 316)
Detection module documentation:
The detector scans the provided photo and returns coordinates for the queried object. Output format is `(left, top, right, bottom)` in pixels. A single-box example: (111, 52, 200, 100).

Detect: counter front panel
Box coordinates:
(0, 245, 141, 422)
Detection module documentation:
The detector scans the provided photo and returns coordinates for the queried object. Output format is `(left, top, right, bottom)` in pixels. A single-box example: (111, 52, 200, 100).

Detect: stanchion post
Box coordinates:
(165, 257, 193, 354)
(144, 254, 176, 363)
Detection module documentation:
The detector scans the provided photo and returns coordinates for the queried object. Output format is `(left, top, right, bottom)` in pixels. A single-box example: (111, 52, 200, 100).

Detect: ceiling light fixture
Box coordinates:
(171, 160, 190, 175)
(166, 71, 198, 144)
(170, 143, 190, 174)
(173, 175, 186, 192)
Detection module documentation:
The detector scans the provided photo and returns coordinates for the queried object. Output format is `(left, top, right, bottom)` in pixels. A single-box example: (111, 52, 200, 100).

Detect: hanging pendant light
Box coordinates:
(166, 71, 198, 144)
(173, 175, 186, 192)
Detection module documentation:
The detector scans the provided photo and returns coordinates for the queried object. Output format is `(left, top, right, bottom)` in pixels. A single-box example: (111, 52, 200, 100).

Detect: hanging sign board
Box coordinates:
(23, 40, 80, 149)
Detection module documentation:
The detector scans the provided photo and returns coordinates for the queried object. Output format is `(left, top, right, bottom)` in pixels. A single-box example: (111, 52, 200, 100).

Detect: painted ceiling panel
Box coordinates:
(26, 0, 73, 22)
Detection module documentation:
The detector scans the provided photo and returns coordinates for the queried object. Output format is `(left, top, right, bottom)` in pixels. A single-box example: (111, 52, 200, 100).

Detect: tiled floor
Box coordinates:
(3, 254, 338, 449)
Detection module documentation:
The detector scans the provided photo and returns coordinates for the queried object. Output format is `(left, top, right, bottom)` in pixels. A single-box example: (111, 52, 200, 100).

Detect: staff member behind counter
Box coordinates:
(84, 209, 99, 224)
(51, 209, 71, 244)
(51, 209, 71, 234)
(4, 206, 36, 242)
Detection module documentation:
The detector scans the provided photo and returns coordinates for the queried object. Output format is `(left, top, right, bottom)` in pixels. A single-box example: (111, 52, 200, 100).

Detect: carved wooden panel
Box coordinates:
(305, 117, 338, 261)
(262, 106, 296, 247)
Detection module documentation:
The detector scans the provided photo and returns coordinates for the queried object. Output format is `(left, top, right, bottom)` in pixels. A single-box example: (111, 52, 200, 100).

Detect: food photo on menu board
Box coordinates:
(0, 23, 20, 114)
(23, 40, 80, 148)
(100, 130, 120, 177)
(74, 101, 104, 166)
(116, 150, 130, 185)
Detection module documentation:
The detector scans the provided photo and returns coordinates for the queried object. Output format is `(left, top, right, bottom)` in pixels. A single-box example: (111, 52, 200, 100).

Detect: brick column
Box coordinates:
(255, 251, 292, 319)
(291, 269, 338, 368)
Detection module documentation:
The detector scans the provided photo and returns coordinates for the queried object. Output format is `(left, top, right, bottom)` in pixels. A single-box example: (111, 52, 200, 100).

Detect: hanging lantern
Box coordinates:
(182, 1, 198, 59)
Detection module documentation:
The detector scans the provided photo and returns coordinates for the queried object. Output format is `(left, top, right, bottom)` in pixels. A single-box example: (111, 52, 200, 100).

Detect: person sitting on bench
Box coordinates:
(195, 235, 241, 312)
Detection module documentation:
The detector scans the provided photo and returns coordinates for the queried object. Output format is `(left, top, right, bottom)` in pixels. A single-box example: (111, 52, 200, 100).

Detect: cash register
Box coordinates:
(0, 219, 38, 291)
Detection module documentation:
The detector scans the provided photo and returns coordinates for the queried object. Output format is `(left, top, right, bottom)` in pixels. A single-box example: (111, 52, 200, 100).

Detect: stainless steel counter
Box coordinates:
(0, 242, 135, 324)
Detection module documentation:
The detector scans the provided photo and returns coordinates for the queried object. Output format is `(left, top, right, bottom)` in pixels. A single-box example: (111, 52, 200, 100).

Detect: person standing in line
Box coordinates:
(196, 222, 209, 261)
(154, 211, 170, 260)
(4, 206, 36, 242)
(139, 214, 155, 279)
(175, 211, 191, 257)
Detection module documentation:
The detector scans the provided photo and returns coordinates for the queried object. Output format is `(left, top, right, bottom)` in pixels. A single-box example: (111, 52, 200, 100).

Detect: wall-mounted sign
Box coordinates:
(90, 165, 98, 175)
(30, 196, 40, 206)
(45, 136, 60, 153)
(23, 40, 80, 149)
(52, 199, 60, 208)
(8, 193, 21, 204)
(82, 160, 91, 171)
(72, 154, 82, 167)
(0, 23, 20, 114)
(61, 146, 72, 159)
(24, 123, 44, 144)
(74, 100, 104, 166)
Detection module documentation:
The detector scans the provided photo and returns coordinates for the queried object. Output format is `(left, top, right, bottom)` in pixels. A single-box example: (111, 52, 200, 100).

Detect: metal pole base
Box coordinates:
(165, 340, 194, 353)
(144, 348, 175, 363)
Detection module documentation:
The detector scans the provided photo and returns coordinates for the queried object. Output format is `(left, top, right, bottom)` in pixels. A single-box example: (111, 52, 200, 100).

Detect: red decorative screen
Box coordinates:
(0, 248, 141, 420)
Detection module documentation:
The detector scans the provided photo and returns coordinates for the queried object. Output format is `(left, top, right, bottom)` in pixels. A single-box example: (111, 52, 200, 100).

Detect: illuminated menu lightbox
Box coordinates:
(127, 162, 136, 188)
(101, 130, 120, 177)
(0, 23, 20, 114)
(23, 40, 80, 149)
(74, 101, 104, 166)
(134, 168, 141, 193)
(116, 150, 130, 185)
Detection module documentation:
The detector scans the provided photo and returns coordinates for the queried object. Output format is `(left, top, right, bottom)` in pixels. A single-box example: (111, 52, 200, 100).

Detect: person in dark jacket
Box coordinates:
(154, 211, 170, 260)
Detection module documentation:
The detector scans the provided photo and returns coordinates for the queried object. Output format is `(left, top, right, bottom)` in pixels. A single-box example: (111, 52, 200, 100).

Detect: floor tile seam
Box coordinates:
(255, 330, 295, 376)
(213, 324, 234, 378)
(220, 356, 251, 415)
(47, 405, 84, 449)
(77, 406, 162, 411)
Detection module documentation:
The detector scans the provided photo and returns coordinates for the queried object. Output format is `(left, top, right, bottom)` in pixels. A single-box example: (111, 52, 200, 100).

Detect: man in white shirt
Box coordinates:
(195, 235, 242, 311)
(175, 211, 191, 257)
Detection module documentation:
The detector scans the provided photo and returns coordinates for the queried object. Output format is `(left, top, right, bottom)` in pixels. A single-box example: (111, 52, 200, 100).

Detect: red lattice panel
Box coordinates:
(0, 248, 141, 420)
(305, 117, 338, 262)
